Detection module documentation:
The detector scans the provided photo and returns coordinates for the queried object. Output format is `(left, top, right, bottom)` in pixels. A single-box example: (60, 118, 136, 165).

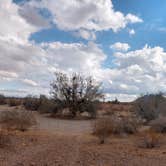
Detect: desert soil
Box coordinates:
(0, 105, 166, 166)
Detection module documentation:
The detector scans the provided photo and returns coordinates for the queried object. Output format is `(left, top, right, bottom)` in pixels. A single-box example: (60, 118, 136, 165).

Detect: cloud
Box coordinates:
(126, 14, 143, 24)
(42, 42, 106, 74)
(105, 93, 137, 102)
(74, 29, 96, 40)
(110, 42, 130, 52)
(129, 29, 135, 35)
(18, 3, 50, 29)
(24, 0, 142, 39)
(1, 0, 166, 102)
(108, 45, 166, 97)
(22, 79, 38, 87)
(0, 0, 39, 42)
(0, 31, 107, 96)
(0, 70, 18, 79)
(0, 0, 107, 95)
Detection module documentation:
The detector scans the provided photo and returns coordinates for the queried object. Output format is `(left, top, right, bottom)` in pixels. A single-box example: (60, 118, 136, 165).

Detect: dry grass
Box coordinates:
(93, 115, 138, 144)
(137, 130, 161, 148)
(93, 117, 112, 144)
(0, 110, 37, 131)
(0, 130, 11, 148)
(7, 98, 22, 107)
(23, 96, 40, 111)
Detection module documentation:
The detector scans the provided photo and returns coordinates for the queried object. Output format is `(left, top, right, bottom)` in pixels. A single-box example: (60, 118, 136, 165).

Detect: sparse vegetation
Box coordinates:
(111, 98, 120, 104)
(51, 72, 103, 118)
(149, 117, 166, 133)
(0, 130, 11, 148)
(23, 95, 40, 111)
(138, 130, 161, 148)
(108, 115, 138, 135)
(7, 98, 22, 107)
(120, 116, 139, 134)
(93, 115, 138, 144)
(38, 95, 57, 114)
(0, 110, 37, 131)
(93, 117, 112, 144)
(134, 93, 165, 122)
(0, 94, 6, 105)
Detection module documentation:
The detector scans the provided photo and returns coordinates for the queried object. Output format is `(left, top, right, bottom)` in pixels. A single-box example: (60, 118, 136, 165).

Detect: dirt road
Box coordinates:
(0, 105, 93, 134)
(35, 113, 93, 134)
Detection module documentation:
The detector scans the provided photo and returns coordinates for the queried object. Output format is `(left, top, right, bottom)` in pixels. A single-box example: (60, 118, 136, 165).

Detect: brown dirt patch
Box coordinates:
(0, 131, 166, 166)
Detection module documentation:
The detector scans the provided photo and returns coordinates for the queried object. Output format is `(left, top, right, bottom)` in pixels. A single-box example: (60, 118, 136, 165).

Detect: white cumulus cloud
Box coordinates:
(110, 42, 130, 52)
(24, 0, 143, 39)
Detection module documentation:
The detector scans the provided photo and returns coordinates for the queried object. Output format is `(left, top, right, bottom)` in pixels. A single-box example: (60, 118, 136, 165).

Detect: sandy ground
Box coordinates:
(0, 105, 166, 166)
(0, 105, 93, 134)
(35, 113, 92, 135)
(0, 132, 166, 166)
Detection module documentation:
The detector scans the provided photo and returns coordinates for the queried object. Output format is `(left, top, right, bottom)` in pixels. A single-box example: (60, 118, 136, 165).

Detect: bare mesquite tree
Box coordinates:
(50, 72, 103, 118)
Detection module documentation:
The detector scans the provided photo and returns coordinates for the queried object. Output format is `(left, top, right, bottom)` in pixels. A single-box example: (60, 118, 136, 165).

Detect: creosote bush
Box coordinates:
(137, 130, 161, 148)
(0, 110, 37, 131)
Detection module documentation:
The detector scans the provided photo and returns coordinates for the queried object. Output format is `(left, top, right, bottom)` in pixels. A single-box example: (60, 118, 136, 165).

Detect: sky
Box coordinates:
(0, 0, 166, 101)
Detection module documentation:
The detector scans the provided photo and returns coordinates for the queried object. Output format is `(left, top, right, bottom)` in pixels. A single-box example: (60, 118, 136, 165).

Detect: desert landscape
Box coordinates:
(1, 0, 166, 165)
(0, 94, 166, 166)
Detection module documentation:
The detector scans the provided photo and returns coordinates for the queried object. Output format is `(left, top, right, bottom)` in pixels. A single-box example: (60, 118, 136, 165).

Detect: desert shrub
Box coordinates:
(138, 130, 161, 148)
(0, 94, 6, 105)
(50, 72, 103, 118)
(0, 130, 11, 148)
(0, 110, 37, 131)
(38, 95, 57, 114)
(121, 117, 139, 134)
(93, 117, 112, 144)
(7, 98, 22, 107)
(23, 95, 40, 111)
(79, 101, 99, 118)
(110, 116, 138, 135)
(111, 98, 120, 104)
(93, 116, 138, 144)
(149, 117, 166, 133)
(134, 93, 165, 122)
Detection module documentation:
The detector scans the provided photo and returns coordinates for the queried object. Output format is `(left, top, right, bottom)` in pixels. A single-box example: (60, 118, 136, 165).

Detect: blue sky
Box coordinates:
(28, 0, 166, 68)
(14, 0, 166, 53)
(28, 0, 166, 49)
(0, 0, 166, 101)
